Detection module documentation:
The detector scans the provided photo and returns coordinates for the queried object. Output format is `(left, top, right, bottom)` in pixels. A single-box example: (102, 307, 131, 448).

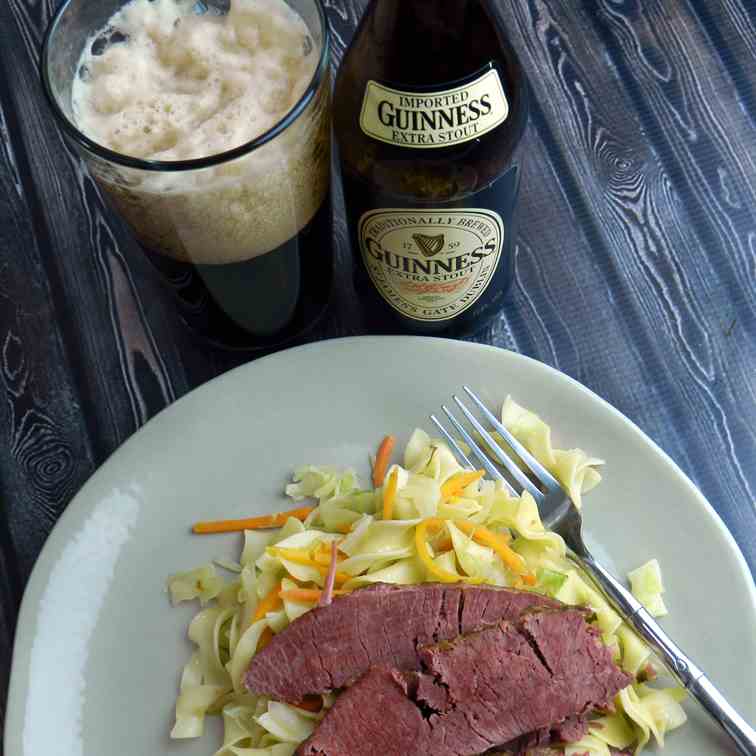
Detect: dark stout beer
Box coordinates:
(140, 195, 332, 350)
(334, 0, 529, 336)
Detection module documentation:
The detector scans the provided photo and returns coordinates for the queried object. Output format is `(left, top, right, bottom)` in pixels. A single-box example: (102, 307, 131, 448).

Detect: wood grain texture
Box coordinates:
(0, 0, 755, 746)
(0, 89, 88, 742)
(488, 0, 756, 547)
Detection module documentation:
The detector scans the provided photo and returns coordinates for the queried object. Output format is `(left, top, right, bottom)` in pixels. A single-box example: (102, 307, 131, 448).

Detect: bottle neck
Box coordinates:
(363, 0, 499, 86)
(369, 0, 482, 42)
(371, 0, 477, 31)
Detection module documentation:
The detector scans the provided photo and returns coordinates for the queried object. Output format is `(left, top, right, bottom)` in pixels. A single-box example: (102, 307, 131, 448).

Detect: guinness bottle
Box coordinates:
(334, 0, 528, 336)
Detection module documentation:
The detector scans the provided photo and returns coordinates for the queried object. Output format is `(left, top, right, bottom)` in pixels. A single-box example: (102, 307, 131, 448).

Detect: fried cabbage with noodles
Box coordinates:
(168, 397, 686, 755)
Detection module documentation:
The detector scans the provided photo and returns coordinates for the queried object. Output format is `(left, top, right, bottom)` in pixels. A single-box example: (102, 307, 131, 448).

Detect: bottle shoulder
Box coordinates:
(333, 1, 529, 201)
(334, 79, 528, 201)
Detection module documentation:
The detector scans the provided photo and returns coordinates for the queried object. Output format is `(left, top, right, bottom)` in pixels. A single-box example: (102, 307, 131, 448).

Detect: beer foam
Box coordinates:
(70, 0, 330, 264)
(72, 0, 317, 162)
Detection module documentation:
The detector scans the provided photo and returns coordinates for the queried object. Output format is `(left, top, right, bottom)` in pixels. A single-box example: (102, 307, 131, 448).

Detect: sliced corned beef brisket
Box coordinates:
(297, 608, 631, 756)
(244, 582, 561, 702)
(506, 714, 590, 751)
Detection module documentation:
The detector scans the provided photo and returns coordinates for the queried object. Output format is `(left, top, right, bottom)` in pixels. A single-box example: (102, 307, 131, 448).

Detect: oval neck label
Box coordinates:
(359, 208, 504, 321)
(359, 67, 509, 149)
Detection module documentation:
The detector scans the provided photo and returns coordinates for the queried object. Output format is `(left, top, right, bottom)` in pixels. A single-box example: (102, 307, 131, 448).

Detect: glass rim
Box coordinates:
(40, 0, 331, 173)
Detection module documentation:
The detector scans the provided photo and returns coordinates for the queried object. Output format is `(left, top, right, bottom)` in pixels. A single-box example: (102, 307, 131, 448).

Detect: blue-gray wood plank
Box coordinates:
(0, 0, 754, 744)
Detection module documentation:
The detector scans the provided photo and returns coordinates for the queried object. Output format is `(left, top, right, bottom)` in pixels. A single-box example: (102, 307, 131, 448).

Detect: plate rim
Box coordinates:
(5, 335, 755, 753)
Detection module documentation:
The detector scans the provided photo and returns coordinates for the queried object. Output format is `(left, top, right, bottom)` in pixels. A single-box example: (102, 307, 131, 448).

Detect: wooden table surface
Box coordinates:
(1, 0, 755, 743)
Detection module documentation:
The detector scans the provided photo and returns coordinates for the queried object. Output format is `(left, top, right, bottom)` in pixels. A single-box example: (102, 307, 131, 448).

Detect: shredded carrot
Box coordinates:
(516, 573, 538, 587)
(253, 581, 284, 622)
(193, 506, 315, 534)
(512, 572, 538, 588)
(335, 523, 354, 534)
(440, 470, 486, 501)
(415, 519, 462, 583)
(382, 468, 399, 520)
(452, 519, 534, 583)
(256, 626, 274, 652)
(295, 695, 324, 713)
(372, 435, 396, 487)
(279, 588, 349, 603)
(434, 534, 453, 552)
(414, 517, 534, 585)
(268, 547, 351, 586)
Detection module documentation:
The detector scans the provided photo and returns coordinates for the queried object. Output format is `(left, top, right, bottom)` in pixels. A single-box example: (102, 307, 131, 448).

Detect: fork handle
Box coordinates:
(576, 553, 756, 755)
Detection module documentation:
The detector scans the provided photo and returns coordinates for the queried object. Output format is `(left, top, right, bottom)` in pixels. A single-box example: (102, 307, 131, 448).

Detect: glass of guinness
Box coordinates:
(41, 0, 332, 351)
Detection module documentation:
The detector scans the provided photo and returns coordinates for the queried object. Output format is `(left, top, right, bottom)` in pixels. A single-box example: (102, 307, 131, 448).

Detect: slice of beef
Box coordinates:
(245, 582, 560, 702)
(505, 714, 589, 753)
(550, 715, 590, 743)
(297, 608, 631, 756)
(296, 667, 423, 756)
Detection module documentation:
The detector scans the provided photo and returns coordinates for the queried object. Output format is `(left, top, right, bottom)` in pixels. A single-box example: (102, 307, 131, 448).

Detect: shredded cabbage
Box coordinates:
(589, 710, 636, 749)
(447, 521, 497, 582)
(537, 567, 568, 597)
(216, 742, 297, 756)
(256, 701, 318, 743)
(168, 565, 224, 606)
(168, 397, 684, 755)
(345, 556, 425, 588)
(241, 530, 281, 568)
(628, 558, 668, 617)
(171, 684, 227, 739)
(501, 397, 604, 509)
(564, 734, 612, 756)
(215, 559, 243, 574)
(554, 570, 622, 636)
(285, 466, 358, 502)
(620, 684, 687, 752)
(617, 625, 652, 677)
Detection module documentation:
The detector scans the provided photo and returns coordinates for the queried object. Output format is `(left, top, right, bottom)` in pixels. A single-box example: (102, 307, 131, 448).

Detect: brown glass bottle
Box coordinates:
(334, 0, 529, 336)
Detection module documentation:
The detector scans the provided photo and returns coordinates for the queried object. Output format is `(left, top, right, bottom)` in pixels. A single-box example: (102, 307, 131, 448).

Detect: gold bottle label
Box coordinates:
(359, 69, 509, 149)
(359, 208, 504, 321)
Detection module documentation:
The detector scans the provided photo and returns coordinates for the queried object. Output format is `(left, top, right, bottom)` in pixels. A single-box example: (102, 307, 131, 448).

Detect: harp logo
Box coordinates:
(359, 208, 504, 322)
(413, 233, 445, 257)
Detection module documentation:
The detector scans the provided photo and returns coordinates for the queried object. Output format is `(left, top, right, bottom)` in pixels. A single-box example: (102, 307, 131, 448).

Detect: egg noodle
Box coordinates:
(167, 397, 686, 755)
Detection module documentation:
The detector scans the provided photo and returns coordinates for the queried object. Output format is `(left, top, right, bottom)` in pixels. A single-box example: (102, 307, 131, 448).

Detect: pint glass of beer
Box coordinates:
(41, 0, 332, 350)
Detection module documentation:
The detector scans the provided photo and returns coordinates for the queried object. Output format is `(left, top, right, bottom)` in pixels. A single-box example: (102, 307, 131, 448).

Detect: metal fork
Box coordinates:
(431, 386, 756, 756)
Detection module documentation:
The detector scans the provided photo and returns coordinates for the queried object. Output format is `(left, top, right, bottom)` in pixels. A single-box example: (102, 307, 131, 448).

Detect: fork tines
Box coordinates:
(431, 387, 562, 500)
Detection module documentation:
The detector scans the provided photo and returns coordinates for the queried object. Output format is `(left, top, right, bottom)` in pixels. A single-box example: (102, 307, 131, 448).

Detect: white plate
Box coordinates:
(5, 337, 755, 755)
